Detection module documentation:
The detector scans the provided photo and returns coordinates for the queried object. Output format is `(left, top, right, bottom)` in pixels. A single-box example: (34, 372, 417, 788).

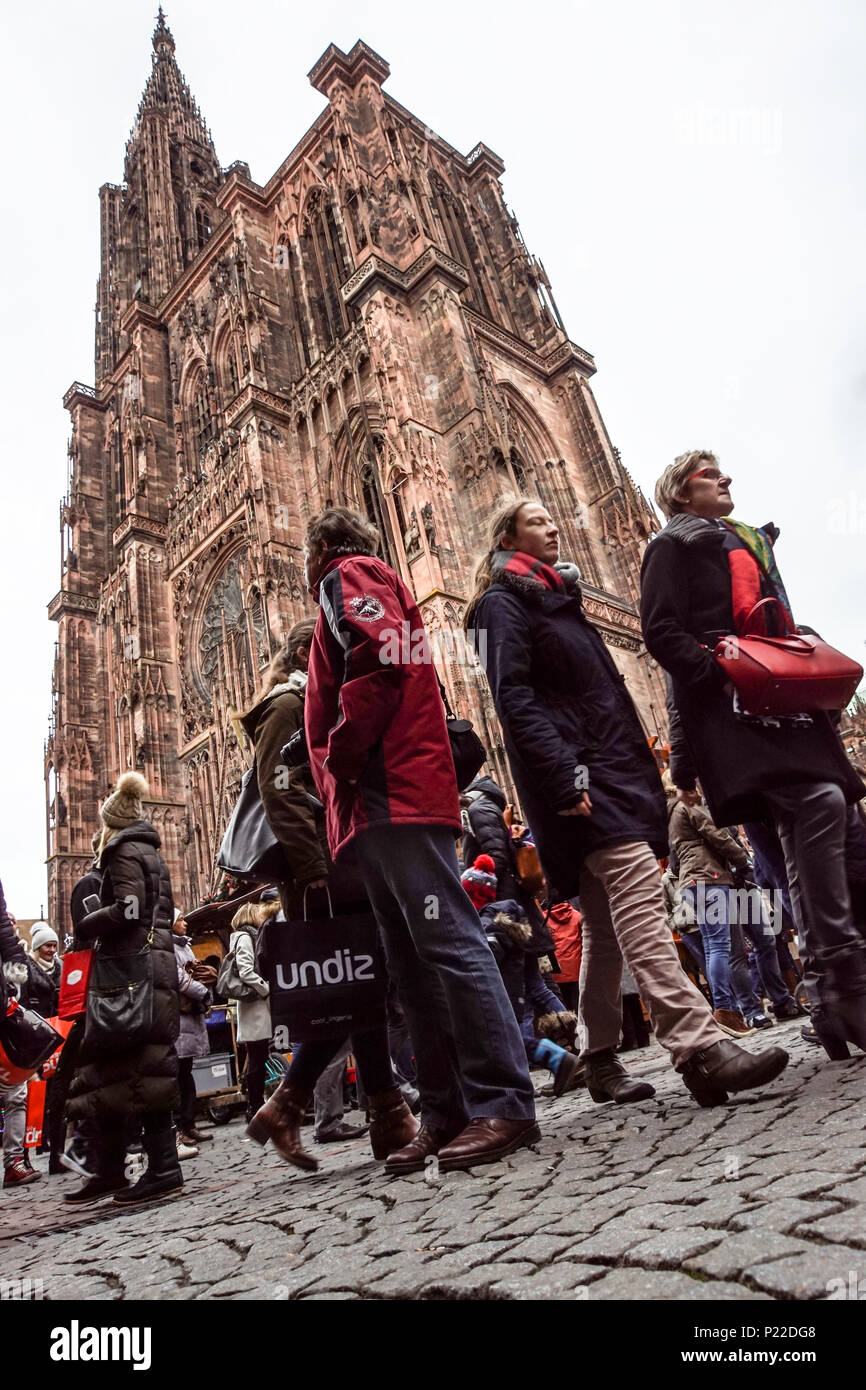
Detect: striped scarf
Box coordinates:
(491, 548, 566, 592)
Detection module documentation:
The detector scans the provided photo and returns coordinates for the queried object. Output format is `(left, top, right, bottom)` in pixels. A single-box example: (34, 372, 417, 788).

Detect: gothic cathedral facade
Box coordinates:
(46, 13, 666, 927)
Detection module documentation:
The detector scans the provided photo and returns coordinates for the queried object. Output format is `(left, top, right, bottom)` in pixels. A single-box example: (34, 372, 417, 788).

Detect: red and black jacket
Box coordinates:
(305, 554, 460, 860)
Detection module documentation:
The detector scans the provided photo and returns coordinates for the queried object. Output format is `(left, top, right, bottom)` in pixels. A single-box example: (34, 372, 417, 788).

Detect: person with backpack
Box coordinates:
(296, 507, 537, 1173)
(238, 621, 416, 1172)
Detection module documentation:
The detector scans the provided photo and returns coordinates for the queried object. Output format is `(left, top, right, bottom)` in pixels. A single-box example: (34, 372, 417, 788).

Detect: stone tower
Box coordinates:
(47, 17, 666, 928)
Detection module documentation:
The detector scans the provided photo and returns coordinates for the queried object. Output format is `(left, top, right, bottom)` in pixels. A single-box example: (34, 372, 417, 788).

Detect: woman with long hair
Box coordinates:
(465, 495, 789, 1107)
(239, 618, 418, 1171)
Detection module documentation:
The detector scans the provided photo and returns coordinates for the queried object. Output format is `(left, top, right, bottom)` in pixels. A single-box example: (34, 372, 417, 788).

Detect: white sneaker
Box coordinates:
(176, 1137, 199, 1160)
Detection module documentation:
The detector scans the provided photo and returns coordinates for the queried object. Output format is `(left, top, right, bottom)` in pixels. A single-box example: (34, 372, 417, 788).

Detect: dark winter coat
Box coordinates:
(479, 900, 533, 964)
(461, 778, 515, 890)
(461, 776, 554, 951)
(67, 821, 179, 1120)
(306, 554, 460, 861)
(70, 865, 104, 951)
(641, 515, 865, 826)
(470, 570, 668, 899)
(25, 956, 62, 1018)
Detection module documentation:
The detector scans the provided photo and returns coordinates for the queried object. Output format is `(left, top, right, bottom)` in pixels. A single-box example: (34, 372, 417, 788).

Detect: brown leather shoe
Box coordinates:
(713, 1008, 751, 1037)
(246, 1081, 318, 1171)
(437, 1117, 541, 1172)
(367, 1087, 421, 1160)
(383, 1123, 462, 1175)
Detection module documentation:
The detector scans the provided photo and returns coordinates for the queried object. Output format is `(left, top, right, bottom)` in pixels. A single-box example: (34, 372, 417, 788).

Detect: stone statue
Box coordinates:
(404, 509, 421, 557)
(421, 500, 437, 550)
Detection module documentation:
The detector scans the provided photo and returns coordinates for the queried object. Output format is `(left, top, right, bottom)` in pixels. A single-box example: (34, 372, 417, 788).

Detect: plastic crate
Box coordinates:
(192, 1051, 236, 1095)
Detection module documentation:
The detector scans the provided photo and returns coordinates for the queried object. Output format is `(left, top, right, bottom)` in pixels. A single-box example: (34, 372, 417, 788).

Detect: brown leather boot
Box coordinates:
(712, 1007, 750, 1037)
(367, 1087, 421, 1161)
(246, 1081, 318, 1171)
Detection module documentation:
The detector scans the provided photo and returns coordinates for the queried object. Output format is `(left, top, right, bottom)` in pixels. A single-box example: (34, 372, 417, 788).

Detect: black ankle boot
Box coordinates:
(679, 1039, 789, 1107)
(113, 1127, 184, 1206)
(811, 997, 866, 1060)
(63, 1141, 127, 1205)
(584, 1048, 656, 1104)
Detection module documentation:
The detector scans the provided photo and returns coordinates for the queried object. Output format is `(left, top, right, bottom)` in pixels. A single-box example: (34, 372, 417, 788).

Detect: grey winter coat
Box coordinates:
(230, 926, 271, 1044)
(173, 935, 210, 1060)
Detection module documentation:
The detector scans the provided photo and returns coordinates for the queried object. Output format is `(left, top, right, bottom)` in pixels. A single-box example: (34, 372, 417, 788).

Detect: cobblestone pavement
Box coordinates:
(3, 1019, 865, 1301)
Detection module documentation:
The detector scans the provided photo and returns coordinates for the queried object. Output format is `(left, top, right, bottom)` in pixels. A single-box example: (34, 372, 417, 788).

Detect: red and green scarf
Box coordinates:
(721, 519, 795, 636)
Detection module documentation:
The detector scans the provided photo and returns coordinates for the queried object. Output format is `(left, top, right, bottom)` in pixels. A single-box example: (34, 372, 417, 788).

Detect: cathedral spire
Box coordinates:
(105, 10, 223, 318)
(153, 6, 176, 57)
(133, 6, 214, 148)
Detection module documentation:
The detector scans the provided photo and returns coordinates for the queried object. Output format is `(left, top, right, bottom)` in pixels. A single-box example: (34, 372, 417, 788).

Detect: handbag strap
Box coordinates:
(742, 596, 795, 637)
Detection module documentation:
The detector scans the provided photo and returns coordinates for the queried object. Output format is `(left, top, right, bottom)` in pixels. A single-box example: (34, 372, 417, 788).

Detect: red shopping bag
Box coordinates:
(23, 1019, 72, 1148)
(25, 1078, 47, 1148)
(58, 950, 93, 1020)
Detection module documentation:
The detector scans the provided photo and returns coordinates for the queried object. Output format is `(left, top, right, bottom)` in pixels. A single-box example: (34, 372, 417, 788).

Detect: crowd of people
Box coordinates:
(2, 449, 864, 1205)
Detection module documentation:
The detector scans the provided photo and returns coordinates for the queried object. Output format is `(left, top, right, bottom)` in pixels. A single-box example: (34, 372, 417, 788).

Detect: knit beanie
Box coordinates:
(30, 923, 59, 952)
(460, 854, 498, 910)
(100, 771, 149, 829)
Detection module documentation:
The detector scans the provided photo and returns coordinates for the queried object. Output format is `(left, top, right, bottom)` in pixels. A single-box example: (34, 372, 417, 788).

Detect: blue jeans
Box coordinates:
(680, 884, 754, 1015)
(356, 823, 536, 1131)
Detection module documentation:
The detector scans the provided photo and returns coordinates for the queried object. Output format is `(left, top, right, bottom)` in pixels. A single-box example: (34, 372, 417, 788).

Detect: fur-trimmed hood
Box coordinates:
(490, 558, 582, 607)
(479, 898, 532, 947)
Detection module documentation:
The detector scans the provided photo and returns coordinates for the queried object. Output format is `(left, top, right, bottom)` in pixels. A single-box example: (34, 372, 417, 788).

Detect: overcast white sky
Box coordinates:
(1, 0, 864, 917)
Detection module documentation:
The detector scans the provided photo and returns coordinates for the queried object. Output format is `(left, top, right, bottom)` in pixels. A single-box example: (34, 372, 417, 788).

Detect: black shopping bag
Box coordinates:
(258, 888, 387, 1043)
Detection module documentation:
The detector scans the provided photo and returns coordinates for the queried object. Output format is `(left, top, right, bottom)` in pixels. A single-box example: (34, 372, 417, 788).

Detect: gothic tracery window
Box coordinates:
(197, 558, 266, 705)
(189, 373, 213, 459)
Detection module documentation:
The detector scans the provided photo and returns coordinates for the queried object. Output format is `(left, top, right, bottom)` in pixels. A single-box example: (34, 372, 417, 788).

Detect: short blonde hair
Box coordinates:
(654, 450, 719, 519)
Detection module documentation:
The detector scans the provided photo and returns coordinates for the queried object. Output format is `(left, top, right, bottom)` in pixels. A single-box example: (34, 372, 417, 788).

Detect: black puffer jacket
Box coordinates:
(67, 821, 179, 1120)
(462, 778, 514, 889)
(462, 777, 554, 952)
(471, 570, 667, 899)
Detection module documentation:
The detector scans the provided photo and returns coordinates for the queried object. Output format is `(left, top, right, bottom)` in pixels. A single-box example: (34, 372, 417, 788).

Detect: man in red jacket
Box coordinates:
(300, 507, 538, 1173)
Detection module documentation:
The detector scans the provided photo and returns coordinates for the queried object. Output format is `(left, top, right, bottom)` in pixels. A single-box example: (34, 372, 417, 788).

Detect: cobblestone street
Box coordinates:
(3, 1019, 865, 1302)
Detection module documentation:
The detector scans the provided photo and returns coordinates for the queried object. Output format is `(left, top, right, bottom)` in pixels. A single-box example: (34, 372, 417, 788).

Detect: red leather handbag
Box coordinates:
(714, 598, 863, 716)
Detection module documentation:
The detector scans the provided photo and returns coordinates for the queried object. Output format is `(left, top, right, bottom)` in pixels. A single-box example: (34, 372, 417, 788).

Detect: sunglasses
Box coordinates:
(687, 467, 728, 483)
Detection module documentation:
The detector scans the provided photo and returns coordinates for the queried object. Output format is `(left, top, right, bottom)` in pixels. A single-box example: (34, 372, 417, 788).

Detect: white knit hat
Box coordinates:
(30, 923, 59, 952)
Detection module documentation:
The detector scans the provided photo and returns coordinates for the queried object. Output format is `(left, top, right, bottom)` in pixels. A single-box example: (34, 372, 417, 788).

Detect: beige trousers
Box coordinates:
(579, 840, 725, 1069)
